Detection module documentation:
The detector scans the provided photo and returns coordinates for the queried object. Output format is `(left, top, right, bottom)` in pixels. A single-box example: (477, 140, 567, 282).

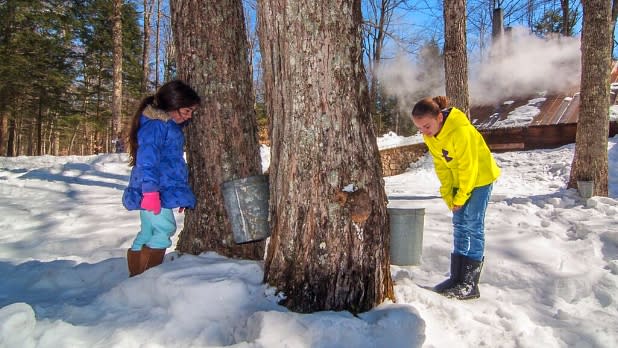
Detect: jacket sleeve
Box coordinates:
(452, 127, 479, 206)
(430, 148, 454, 210)
(136, 119, 167, 193)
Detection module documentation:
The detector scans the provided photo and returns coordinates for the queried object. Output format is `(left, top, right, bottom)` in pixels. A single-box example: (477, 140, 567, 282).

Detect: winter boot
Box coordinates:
(142, 246, 166, 272)
(127, 248, 146, 277)
(443, 256, 483, 300)
(433, 253, 463, 293)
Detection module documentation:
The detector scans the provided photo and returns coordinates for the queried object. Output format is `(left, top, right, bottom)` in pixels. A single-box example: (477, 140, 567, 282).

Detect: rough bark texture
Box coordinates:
(112, 0, 123, 140)
(171, 0, 265, 259)
(443, 0, 469, 115)
(258, 0, 394, 313)
(568, 0, 612, 195)
(610, 0, 618, 52)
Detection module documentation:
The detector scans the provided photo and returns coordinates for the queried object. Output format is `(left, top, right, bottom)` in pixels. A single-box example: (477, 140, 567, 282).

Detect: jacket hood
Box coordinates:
(436, 107, 471, 139)
(142, 105, 171, 122)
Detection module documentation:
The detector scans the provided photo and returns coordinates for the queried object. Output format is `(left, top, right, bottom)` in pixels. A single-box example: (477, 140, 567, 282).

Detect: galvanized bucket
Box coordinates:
(388, 207, 425, 266)
(577, 180, 594, 199)
(221, 175, 270, 244)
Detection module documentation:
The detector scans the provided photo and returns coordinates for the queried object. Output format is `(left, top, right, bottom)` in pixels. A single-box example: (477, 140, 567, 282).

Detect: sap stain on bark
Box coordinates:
(334, 188, 371, 224)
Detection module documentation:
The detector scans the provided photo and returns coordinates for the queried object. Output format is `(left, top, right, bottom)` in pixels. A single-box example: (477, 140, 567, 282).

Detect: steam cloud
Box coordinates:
(377, 26, 582, 110)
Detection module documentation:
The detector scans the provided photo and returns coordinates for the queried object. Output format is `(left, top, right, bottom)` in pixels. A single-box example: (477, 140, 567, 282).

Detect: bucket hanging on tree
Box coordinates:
(388, 207, 425, 266)
(221, 175, 270, 244)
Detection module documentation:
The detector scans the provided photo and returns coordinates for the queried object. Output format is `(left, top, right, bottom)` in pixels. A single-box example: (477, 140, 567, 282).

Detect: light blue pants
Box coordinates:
(452, 184, 493, 261)
(131, 208, 177, 250)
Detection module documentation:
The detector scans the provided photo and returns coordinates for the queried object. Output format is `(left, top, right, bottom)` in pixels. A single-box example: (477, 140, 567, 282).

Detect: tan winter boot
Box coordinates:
(142, 246, 166, 272)
(127, 248, 146, 277)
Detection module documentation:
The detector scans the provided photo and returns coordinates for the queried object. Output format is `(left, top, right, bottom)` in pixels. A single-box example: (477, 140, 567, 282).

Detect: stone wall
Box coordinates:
(379, 143, 428, 177)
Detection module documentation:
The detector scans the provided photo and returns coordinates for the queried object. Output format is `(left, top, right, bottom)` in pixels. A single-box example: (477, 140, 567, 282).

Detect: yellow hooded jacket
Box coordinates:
(423, 107, 500, 209)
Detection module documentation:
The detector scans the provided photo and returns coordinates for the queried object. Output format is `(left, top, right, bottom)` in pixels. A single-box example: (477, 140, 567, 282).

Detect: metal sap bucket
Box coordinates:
(221, 175, 270, 244)
(388, 207, 425, 266)
(577, 180, 594, 199)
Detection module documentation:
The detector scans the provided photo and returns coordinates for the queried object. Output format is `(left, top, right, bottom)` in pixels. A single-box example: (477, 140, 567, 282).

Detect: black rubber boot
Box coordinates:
(433, 253, 463, 293)
(443, 256, 483, 300)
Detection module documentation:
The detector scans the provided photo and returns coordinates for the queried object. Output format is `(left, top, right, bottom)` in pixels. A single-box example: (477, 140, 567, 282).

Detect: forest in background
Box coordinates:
(0, 0, 613, 157)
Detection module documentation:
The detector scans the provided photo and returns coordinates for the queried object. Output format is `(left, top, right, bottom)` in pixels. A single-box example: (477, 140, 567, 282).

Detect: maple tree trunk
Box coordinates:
(258, 0, 394, 313)
(171, 0, 265, 259)
(443, 0, 470, 115)
(569, 0, 612, 196)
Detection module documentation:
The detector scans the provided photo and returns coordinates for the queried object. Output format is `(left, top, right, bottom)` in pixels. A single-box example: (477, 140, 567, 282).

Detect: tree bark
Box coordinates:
(112, 0, 123, 147)
(141, 0, 154, 93)
(171, 0, 265, 259)
(569, 0, 612, 196)
(258, 0, 394, 313)
(36, 95, 43, 156)
(561, 0, 570, 36)
(154, 0, 161, 89)
(7, 116, 15, 156)
(367, 0, 389, 134)
(443, 0, 470, 115)
(611, 0, 618, 55)
(0, 113, 5, 155)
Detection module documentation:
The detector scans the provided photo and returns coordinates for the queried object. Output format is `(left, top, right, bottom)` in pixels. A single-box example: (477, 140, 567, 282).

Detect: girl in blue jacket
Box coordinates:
(122, 80, 200, 277)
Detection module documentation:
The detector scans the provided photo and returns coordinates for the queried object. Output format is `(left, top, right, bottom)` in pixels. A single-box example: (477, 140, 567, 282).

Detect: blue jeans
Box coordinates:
(452, 184, 493, 261)
(131, 208, 177, 250)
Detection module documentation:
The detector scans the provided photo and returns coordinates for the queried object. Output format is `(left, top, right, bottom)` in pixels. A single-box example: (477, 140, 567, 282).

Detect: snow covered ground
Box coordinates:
(1, 135, 617, 347)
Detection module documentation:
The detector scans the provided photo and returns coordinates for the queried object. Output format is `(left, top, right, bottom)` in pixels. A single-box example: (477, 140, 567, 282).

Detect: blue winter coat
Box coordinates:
(122, 106, 196, 210)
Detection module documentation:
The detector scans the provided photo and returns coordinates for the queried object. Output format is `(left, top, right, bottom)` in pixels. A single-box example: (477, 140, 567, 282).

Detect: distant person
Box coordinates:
(411, 96, 500, 300)
(114, 133, 125, 153)
(122, 80, 200, 277)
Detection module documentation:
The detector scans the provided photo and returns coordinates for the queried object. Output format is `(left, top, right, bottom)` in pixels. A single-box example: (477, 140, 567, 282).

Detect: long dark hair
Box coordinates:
(411, 96, 449, 119)
(128, 80, 201, 166)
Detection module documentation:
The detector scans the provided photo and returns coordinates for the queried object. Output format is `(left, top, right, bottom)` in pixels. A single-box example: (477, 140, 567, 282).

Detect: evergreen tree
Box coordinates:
(0, 0, 75, 155)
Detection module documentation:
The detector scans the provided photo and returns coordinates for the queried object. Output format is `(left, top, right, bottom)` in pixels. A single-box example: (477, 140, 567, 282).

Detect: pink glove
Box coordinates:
(141, 192, 161, 215)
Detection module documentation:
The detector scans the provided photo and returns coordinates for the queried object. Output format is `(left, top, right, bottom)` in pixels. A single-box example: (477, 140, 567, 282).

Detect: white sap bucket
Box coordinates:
(388, 207, 425, 266)
(221, 175, 270, 244)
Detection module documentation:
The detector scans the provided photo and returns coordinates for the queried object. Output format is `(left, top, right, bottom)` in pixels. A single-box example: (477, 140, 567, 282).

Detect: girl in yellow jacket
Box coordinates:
(411, 96, 500, 300)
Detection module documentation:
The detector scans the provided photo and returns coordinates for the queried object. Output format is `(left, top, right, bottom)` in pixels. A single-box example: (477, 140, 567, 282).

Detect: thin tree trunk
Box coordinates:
(155, 0, 161, 89)
(258, 0, 394, 313)
(36, 95, 43, 156)
(610, 0, 618, 54)
(561, 0, 570, 36)
(26, 119, 33, 156)
(142, 0, 154, 93)
(172, 0, 265, 259)
(163, 24, 175, 82)
(368, 0, 389, 134)
(569, 0, 612, 196)
(7, 118, 15, 157)
(68, 123, 80, 155)
(112, 0, 123, 148)
(444, 0, 470, 115)
(49, 118, 58, 156)
(0, 113, 6, 155)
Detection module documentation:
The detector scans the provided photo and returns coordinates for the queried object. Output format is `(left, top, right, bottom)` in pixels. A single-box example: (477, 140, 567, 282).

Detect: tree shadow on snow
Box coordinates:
(18, 162, 128, 191)
(0, 257, 128, 319)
